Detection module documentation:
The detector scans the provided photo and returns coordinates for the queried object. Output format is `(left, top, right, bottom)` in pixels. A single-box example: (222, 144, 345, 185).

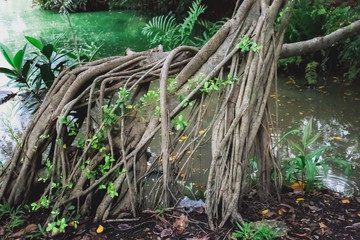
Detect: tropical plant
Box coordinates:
(142, 0, 207, 50)
(0, 35, 100, 112)
(305, 61, 318, 85)
(231, 221, 280, 240)
(0, 203, 27, 239)
(282, 117, 352, 191)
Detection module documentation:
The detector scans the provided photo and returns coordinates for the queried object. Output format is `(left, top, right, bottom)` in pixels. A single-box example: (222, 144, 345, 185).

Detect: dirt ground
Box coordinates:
(2, 188, 360, 239)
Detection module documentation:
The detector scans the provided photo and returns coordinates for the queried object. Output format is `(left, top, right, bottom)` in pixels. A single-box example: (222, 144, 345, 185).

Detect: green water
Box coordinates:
(0, 0, 149, 59)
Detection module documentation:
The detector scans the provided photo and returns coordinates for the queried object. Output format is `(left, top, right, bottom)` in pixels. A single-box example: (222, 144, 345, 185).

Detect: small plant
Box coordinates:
(142, 0, 207, 50)
(0, 203, 27, 239)
(305, 61, 318, 85)
(282, 117, 352, 191)
(237, 36, 262, 52)
(172, 112, 188, 131)
(231, 221, 280, 240)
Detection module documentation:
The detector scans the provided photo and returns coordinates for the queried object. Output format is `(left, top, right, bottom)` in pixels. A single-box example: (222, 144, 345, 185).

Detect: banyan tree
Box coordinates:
(1, 0, 359, 229)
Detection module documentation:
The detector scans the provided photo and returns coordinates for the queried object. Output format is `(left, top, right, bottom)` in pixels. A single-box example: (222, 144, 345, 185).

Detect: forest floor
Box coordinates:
(2, 188, 360, 239)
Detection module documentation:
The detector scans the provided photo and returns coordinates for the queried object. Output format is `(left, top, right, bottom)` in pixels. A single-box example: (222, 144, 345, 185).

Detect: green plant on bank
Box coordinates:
(282, 117, 352, 191)
(281, 0, 360, 81)
(0, 34, 101, 112)
(45, 205, 79, 234)
(231, 221, 280, 240)
(142, 0, 225, 50)
(0, 102, 23, 146)
(237, 35, 262, 52)
(305, 61, 318, 84)
(142, 0, 206, 50)
(0, 203, 26, 239)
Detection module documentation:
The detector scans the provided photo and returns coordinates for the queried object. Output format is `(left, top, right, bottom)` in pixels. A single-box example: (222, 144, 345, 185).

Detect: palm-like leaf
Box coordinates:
(180, 0, 206, 44)
(142, 15, 177, 38)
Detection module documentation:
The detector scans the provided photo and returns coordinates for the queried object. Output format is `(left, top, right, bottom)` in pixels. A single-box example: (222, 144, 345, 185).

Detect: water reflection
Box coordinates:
(270, 76, 360, 195)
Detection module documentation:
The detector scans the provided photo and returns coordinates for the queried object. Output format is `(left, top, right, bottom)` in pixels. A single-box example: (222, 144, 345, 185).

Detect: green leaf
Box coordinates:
(287, 139, 304, 155)
(319, 162, 329, 177)
(306, 132, 321, 147)
(285, 163, 299, 182)
(306, 145, 329, 162)
(304, 157, 317, 190)
(302, 117, 313, 147)
(25, 36, 44, 50)
(0, 67, 17, 77)
(13, 44, 27, 72)
(0, 43, 14, 68)
(41, 44, 54, 59)
(39, 64, 55, 88)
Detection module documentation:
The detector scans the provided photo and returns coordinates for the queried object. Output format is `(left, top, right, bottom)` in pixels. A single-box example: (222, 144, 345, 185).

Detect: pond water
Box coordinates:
(0, 0, 359, 196)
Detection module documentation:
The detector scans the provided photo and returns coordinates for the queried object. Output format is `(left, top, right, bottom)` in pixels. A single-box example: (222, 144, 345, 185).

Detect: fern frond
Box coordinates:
(142, 15, 177, 38)
(305, 61, 318, 85)
(180, 0, 206, 44)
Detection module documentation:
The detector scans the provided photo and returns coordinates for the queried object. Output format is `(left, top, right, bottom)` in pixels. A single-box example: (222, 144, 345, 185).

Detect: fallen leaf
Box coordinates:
(160, 228, 173, 238)
(96, 225, 104, 233)
(194, 207, 204, 214)
(290, 182, 306, 190)
(117, 224, 132, 230)
(278, 209, 283, 215)
(319, 222, 327, 229)
(342, 199, 350, 204)
(330, 136, 342, 140)
(296, 198, 304, 203)
(261, 209, 269, 215)
(181, 136, 188, 140)
(299, 112, 303, 115)
(11, 224, 38, 238)
(173, 214, 188, 235)
(198, 130, 205, 135)
(358, 212, 360, 217)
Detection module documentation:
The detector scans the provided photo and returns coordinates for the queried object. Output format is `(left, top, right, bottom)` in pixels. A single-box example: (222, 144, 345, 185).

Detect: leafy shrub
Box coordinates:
(142, 0, 206, 50)
(231, 221, 281, 240)
(142, 0, 226, 50)
(282, 117, 352, 191)
(282, 0, 360, 81)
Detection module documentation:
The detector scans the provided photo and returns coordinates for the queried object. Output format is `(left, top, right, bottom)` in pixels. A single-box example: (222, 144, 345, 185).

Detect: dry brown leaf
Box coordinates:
(319, 222, 327, 229)
(173, 214, 188, 235)
(11, 224, 38, 238)
(118, 223, 132, 230)
(161, 228, 173, 238)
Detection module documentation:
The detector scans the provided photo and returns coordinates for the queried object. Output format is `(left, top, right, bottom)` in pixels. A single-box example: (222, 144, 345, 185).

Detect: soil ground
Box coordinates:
(1, 188, 360, 239)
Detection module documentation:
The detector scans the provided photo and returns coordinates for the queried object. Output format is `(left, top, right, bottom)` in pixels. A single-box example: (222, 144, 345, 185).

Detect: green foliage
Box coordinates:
(171, 112, 188, 131)
(200, 74, 234, 94)
(34, 0, 88, 13)
(282, 117, 352, 191)
(283, 0, 360, 81)
(25, 224, 46, 239)
(305, 61, 318, 85)
(0, 203, 26, 239)
(142, 0, 208, 50)
(231, 221, 280, 240)
(237, 36, 262, 52)
(194, 18, 228, 46)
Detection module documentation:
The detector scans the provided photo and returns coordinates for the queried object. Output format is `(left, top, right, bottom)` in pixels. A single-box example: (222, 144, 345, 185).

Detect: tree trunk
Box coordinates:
(1, 0, 359, 230)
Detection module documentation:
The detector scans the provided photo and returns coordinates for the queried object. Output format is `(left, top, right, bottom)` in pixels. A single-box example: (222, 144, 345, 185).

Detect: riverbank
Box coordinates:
(1, 188, 359, 239)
